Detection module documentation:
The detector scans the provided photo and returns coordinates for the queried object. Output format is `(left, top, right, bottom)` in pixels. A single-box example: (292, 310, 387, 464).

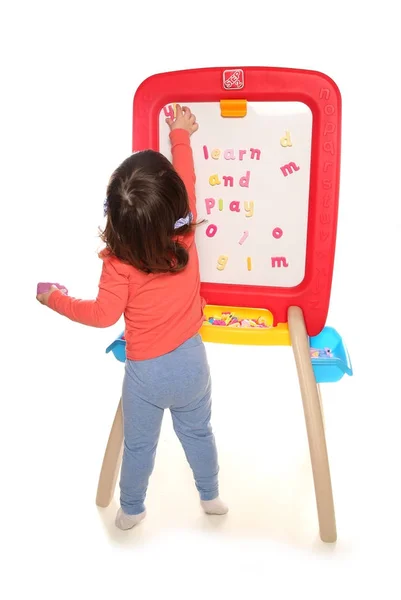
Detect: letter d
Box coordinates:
(280, 131, 292, 148)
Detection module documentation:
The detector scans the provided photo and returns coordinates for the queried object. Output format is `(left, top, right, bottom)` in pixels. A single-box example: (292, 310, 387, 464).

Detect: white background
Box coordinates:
(159, 102, 312, 286)
(1, 2, 400, 599)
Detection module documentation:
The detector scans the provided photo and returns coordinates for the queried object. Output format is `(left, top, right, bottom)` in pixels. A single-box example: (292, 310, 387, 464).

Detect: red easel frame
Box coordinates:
(133, 67, 341, 336)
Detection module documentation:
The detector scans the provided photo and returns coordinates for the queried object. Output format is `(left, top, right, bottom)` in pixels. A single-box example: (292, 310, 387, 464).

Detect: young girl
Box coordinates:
(37, 105, 227, 530)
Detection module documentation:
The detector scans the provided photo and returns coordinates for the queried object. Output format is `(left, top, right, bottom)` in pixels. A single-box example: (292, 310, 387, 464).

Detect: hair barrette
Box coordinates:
(174, 212, 193, 229)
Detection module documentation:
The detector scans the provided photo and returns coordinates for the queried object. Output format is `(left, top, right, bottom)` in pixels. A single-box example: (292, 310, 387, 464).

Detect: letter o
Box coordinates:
(206, 224, 218, 238)
(272, 227, 283, 239)
(324, 104, 335, 115)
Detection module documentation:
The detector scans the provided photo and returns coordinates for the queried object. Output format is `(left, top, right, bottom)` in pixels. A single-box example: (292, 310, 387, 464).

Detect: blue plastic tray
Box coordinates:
(309, 326, 353, 383)
(105, 332, 126, 363)
(106, 326, 353, 384)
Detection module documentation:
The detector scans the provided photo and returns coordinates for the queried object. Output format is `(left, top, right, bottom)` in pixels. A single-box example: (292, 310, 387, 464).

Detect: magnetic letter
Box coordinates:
(163, 105, 175, 120)
(238, 231, 249, 245)
(223, 175, 234, 187)
(272, 227, 283, 239)
(271, 256, 289, 267)
(280, 131, 293, 147)
(206, 224, 218, 237)
(250, 148, 261, 160)
(224, 149, 235, 160)
(244, 201, 254, 217)
(205, 198, 215, 215)
(280, 162, 300, 176)
(209, 174, 221, 186)
(217, 255, 228, 271)
(239, 170, 251, 187)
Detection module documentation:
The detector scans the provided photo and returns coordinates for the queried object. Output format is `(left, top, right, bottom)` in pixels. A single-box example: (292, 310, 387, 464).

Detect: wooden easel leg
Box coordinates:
(288, 307, 337, 543)
(96, 399, 124, 508)
(317, 384, 325, 430)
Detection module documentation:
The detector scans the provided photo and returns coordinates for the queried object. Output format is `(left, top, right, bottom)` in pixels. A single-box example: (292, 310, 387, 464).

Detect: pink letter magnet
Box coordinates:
(37, 282, 68, 295)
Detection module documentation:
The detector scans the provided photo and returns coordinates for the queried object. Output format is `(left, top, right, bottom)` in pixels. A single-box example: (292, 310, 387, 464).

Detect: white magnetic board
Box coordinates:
(159, 102, 312, 287)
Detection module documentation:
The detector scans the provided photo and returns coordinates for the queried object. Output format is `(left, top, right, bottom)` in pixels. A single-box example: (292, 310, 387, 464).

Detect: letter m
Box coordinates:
(271, 256, 289, 268)
(280, 162, 300, 177)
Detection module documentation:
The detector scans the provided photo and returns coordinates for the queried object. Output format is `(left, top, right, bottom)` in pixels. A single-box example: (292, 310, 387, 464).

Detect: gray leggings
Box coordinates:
(120, 334, 219, 515)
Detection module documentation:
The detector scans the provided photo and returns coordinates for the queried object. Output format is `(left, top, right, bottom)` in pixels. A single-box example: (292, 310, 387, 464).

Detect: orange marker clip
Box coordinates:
(220, 99, 247, 118)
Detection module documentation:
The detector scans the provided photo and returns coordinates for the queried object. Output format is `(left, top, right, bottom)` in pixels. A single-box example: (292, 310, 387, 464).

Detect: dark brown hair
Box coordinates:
(100, 150, 195, 274)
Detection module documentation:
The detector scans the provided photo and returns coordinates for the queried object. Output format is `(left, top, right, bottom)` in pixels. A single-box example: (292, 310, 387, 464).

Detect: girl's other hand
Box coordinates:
(36, 285, 58, 306)
(166, 104, 199, 135)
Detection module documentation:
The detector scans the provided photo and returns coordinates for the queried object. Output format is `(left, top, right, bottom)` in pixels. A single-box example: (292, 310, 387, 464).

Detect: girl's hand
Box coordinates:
(166, 104, 198, 135)
(36, 285, 58, 306)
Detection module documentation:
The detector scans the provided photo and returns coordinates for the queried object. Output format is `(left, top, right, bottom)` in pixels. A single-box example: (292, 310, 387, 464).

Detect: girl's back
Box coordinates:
(116, 238, 204, 359)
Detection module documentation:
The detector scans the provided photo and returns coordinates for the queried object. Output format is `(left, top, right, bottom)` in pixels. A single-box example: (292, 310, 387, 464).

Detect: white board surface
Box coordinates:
(159, 102, 312, 288)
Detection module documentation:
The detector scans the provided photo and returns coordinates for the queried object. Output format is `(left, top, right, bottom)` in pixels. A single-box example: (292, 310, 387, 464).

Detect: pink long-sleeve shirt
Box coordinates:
(48, 129, 205, 360)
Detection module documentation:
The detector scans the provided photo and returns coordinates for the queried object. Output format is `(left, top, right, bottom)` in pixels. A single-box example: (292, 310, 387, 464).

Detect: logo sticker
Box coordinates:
(223, 69, 244, 90)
